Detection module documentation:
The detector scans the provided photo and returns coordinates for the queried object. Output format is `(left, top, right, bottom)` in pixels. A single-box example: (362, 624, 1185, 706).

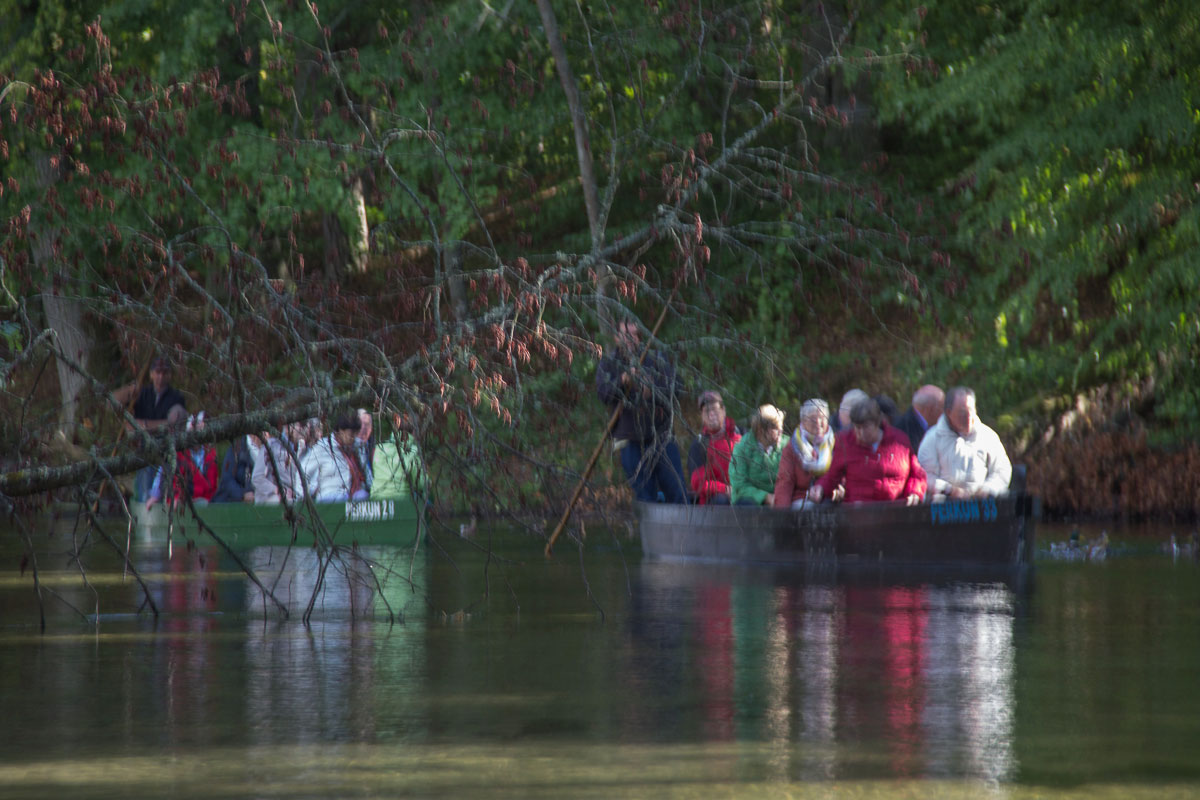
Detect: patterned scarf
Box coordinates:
(341, 444, 367, 495)
(791, 426, 835, 475)
(187, 411, 208, 469)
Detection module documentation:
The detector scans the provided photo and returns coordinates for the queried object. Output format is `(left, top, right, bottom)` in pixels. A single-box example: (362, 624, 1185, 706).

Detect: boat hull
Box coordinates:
(131, 498, 425, 548)
(637, 495, 1035, 573)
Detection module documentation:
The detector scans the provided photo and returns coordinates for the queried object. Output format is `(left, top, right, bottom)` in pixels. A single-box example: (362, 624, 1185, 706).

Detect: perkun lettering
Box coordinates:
(344, 500, 396, 522)
(930, 497, 998, 525)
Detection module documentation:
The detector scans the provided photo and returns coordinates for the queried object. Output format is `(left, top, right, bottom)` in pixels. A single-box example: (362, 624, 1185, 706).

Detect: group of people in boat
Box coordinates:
(113, 357, 423, 509)
(597, 321, 1013, 507)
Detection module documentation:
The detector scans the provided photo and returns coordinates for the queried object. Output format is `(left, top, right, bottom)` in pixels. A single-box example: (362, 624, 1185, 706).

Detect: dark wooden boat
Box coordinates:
(637, 493, 1037, 574)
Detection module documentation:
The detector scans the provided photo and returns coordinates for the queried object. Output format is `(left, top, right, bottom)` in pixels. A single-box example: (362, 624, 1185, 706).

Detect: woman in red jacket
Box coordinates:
(808, 397, 926, 505)
(146, 412, 219, 509)
(688, 390, 742, 504)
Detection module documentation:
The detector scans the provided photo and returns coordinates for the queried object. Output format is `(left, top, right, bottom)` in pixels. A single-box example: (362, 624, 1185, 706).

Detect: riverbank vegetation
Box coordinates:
(2, 0, 1198, 529)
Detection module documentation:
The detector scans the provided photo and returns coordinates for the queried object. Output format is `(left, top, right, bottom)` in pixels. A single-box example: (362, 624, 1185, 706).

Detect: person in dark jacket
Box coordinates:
(111, 355, 188, 432)
(874, 393, 899, 425)
(112, 355, 188, 500)
(596, 319, 686, 504)
(892, 384, 945, 452)
(212, 436, 257, 503)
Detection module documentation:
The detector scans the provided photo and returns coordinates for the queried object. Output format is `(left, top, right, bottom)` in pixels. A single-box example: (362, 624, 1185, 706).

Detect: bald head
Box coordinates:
(912, 384, 944, 425)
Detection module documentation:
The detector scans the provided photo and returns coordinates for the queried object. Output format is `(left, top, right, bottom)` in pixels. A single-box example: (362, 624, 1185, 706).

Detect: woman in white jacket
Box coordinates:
(253, 423, 306, 504)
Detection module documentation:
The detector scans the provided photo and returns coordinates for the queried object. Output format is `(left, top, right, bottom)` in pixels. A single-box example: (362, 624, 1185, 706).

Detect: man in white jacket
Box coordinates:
(300, 413, 371, 502)
(917, 387, 1012, 499)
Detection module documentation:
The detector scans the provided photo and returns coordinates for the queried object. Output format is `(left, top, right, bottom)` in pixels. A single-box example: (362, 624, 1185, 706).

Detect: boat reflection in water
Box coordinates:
(124, 541, 429, 749)
(634, 561, 1018, 784)
(136, 540, 424, 622)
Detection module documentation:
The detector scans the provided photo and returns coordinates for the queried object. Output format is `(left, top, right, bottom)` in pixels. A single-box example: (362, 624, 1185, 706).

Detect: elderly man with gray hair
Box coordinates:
(893, 384, 945, 451)
(917, 386, 1012, 499)
(834, 388, 869, 433)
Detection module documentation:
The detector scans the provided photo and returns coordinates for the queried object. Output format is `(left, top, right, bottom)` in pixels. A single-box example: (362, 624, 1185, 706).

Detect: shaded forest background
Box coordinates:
(2, 0, 1198, 524)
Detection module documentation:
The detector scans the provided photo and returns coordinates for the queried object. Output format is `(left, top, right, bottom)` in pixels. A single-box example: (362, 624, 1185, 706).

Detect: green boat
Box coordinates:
(131, 497, 425, 549)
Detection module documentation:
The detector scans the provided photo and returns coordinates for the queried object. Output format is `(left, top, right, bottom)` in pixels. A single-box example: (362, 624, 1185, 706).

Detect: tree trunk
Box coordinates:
(802, 2, 878, 160)
(445, 241, 467, 322)
(535, 0, 603, 252)
(40, 290, 90, 432)
(321, 210, 347, 279)
(31, 153, 91, 435)
(320, 177, 369, 277)
(349, 175, 369, 274)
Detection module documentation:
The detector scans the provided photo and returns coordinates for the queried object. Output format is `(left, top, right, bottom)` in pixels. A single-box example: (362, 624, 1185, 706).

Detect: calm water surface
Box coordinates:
(1, 519, 1198, 798)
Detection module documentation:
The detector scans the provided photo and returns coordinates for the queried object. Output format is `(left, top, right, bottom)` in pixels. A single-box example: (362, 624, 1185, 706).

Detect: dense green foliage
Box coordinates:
(869, 0, 1200, 441)
(5, 0, 1197, 518)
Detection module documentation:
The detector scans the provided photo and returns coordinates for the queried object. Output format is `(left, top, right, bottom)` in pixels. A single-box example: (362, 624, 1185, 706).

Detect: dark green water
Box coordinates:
(1, 519, 1199, 798)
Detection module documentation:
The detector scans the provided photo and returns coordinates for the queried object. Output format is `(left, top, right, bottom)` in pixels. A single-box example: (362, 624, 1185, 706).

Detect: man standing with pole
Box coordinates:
(595, 319, 687, 505)
(545, 302, 680, 557)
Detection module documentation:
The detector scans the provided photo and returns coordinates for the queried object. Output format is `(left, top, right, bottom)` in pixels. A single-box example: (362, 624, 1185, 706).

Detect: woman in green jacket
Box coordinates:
(729, 404, 785, 505)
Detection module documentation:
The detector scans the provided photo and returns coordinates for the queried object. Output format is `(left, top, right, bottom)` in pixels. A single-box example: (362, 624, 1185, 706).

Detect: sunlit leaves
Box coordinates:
(872, 0, 1200, 437)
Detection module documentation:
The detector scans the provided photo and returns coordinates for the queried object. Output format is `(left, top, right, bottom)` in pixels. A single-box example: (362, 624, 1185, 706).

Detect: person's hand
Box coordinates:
(904, 493, 921, 506)
(831, 485, 845, 503)
(620, 371, 632, 388)
(146, 495, 158, 510)
(807, 485, 824, 502)
(949, 486, 970, 499)
(243, 491, 254, 503)
(765, 493, 775, 506)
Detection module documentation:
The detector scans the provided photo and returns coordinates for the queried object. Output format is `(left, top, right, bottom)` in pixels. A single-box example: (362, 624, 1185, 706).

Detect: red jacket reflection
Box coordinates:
(814, 423, 926, 503)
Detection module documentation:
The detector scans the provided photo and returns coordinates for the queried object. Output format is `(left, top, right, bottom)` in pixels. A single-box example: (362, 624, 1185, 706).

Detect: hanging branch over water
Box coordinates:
(0, 2, 931, 618)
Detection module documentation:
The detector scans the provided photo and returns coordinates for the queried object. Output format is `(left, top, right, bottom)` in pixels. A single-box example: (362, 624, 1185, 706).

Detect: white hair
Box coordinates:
(800, 398, 830, 421)
(839, 389, 869, 414)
